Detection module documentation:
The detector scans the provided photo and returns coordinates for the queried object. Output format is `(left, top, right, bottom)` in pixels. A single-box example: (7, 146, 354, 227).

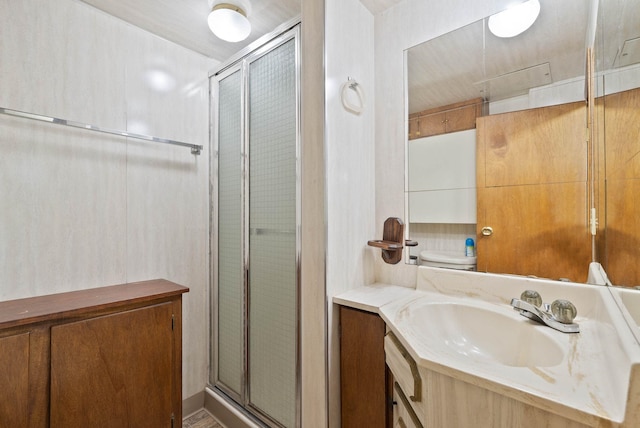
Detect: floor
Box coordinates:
(183, 409, 224, 428)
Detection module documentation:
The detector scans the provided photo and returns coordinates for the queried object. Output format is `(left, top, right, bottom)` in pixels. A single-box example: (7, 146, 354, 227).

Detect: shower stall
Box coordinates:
(209, 24, 300, 428)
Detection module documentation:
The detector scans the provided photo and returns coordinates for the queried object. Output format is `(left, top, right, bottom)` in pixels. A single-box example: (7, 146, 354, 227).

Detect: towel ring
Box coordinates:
(340, 78, 365, 114)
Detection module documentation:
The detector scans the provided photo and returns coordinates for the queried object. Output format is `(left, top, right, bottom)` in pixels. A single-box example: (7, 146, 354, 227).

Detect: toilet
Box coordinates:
(419, 250, 477, 271)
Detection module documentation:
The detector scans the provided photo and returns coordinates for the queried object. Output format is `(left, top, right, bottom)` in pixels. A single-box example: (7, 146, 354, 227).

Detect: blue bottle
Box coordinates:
(465, 238, 475, 257)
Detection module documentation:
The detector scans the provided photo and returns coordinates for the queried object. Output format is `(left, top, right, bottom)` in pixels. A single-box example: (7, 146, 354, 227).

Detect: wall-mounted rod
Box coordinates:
(0, 107, 203, 155)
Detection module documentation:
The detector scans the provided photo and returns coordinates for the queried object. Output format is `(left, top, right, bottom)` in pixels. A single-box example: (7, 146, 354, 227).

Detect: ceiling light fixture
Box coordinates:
(488, 0, 541, 38)
(207, 1, 251, 43)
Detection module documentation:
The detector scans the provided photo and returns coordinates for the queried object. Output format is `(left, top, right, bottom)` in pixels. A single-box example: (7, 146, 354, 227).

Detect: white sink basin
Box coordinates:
(406, 301, 565, 367)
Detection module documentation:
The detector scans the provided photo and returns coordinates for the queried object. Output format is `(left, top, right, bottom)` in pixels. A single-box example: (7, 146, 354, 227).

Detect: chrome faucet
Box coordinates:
(510, 290, 579, 333)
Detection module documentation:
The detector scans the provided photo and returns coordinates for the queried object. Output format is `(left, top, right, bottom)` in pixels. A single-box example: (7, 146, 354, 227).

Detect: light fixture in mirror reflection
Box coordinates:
(488, 0, 541, 38)
(407, 0, 588, 116)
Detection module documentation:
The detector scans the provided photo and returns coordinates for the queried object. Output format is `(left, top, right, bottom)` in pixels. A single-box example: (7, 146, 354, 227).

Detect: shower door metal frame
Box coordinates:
(210, 24, 301, 428)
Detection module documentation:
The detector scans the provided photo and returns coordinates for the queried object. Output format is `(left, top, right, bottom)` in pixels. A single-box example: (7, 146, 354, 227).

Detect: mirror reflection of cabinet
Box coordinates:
(408, 98, 483, 140)
(476, 101, 591, 282)
(592, 0, 640, 286)
(408, 129, 476, 224)
(599, 87, 640, 286)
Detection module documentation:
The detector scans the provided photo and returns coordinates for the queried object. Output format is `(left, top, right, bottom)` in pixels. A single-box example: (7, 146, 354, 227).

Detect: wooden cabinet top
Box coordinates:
(0, 279, 189, 330)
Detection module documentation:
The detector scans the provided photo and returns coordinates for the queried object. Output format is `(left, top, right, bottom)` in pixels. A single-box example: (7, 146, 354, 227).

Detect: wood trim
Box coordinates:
(409, 97, 483, 119)
(172, 297, 184, 424)
(0, 279, 189, 329)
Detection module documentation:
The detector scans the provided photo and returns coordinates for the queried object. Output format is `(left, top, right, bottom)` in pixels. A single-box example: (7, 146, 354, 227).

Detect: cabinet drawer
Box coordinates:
(385, 331, 421, 402)
(385, 331, 424, 425)
(393, 382, 424, 428)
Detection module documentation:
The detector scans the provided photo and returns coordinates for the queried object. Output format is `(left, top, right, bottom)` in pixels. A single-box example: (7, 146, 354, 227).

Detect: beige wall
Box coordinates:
(325, 1, 376, 426)
(0, 0, 215, 400)
(300, 0, 328, 425)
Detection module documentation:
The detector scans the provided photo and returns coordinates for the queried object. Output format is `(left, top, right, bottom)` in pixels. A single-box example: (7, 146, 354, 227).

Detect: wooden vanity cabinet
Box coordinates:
(0, 279, 188, 428)
(408, 98, 483, 139)
(339, 305, 392, 428)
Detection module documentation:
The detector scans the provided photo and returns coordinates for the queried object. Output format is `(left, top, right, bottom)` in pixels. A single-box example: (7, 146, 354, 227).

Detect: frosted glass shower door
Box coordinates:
(214, 68, 244, 399)
(211, 27, 299, 428)
(247, 38, 298, 428)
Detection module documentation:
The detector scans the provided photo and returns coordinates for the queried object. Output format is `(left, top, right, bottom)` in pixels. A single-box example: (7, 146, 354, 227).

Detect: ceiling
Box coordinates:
(80, 0, 302, 62)
(360, 0, 404, 15)
(407, 0, 640, 114)
(407, 0, 591, 114)
(82, 0, 634, 115)
(79, 0, 400, 63)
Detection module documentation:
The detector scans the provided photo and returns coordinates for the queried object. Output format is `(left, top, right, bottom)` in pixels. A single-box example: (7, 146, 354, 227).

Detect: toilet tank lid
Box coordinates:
(419, 250, 477, 265)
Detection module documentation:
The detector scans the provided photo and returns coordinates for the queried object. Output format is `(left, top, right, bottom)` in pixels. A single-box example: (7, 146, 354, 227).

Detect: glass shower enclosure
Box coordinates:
(210, 25, 300, 428)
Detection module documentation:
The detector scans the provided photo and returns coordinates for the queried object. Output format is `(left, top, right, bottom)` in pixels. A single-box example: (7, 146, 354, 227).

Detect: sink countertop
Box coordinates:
(610, 286, 640, 344)
(333, 267, 640, 427)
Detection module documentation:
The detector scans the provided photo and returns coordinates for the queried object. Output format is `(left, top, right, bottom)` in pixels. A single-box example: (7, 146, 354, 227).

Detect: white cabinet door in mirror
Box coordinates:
(408, 129, 476, 224)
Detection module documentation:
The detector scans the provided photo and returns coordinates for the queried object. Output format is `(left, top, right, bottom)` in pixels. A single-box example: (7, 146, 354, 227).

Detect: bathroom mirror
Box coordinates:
(592, 0, 640, 286)
(405, 0, 640, 286)
(404, 0, 591, 277)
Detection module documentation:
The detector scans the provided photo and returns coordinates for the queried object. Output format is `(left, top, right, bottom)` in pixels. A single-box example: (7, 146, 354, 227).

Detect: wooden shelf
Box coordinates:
(367, 240, 403, 250)
(0, 279, 188, 330)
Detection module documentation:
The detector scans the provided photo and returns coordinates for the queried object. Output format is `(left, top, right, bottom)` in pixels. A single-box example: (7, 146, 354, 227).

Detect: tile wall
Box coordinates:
(0, 0, 216, 400)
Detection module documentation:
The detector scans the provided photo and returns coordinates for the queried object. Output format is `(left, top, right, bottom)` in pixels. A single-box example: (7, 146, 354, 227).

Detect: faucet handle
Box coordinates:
(551, 299, 577, 324)
(520, 290, 542, 307)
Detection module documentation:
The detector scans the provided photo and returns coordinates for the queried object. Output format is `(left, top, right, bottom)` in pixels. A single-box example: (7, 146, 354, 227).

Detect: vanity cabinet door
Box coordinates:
(50, 303, 175, 428)
(0, 332, 30, 428)
(340, 306, 391, 428)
